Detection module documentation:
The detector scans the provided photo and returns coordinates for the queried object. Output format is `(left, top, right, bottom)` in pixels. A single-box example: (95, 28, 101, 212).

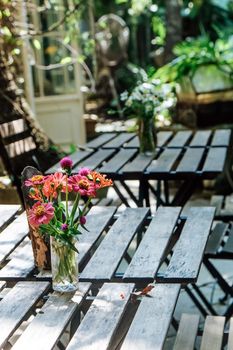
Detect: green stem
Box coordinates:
(81, 197, 92, 217)
(48, 222, 62, 236)
(65, 174, 69, 223)
(70, 192, 80, 225)
(52, 239, 77, 285)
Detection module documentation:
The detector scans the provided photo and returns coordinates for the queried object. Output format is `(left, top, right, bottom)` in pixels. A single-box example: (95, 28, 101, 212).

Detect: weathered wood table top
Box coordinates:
(0, 204, 216, 349)
(47, 129, 231, 178)
(46, 129, 232, 207)
(0, 206, 215, 284)
(0, 204, 215, 283)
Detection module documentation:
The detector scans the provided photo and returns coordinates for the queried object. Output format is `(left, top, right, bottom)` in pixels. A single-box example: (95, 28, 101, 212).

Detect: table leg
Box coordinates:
(139, 179, 150, 207)
(120, 181, 141, 207)
(113, 183, 130, 207)
(164, 180, 170, 204)
(171, 178, 200, 206)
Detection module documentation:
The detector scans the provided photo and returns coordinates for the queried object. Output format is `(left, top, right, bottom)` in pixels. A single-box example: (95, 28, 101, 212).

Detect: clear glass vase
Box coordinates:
(138, 118, 157, 155)
(50, 237, 78, 293)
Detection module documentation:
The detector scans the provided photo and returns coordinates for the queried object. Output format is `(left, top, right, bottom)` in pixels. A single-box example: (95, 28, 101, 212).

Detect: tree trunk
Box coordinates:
(164, 0, 182, 63)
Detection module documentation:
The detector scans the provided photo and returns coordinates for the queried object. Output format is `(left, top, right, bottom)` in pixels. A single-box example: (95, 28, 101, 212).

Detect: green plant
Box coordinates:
(153, 35, 233, 83)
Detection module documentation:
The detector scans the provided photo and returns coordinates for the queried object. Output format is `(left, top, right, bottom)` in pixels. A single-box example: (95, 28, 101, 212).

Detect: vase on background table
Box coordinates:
(50, 236, 79, 293)
(138, 118, 157, 155)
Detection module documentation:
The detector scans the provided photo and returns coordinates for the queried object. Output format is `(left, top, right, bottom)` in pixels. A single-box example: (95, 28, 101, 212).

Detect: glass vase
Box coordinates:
(50, 237, 78, 293)
(138, 118, 157, 155)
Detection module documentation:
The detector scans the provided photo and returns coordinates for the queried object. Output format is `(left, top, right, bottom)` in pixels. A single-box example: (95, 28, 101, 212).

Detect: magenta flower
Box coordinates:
(80, 216, 86, 225)
(60, 157, 73, 170)
(61, 223, 68, 231)
(68, 175, 96, 197)
(28, 202, 54, 227)
(78, 167, 90, 176)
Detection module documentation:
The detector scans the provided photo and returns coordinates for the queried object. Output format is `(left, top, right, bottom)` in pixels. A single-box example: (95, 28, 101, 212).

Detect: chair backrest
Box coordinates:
(0, 115, 64, 204)
(0, 33, 65, 205)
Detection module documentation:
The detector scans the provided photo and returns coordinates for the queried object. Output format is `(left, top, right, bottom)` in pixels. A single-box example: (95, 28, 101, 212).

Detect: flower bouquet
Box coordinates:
(121, 79, 176, 154)
(25, 157, 113, 292)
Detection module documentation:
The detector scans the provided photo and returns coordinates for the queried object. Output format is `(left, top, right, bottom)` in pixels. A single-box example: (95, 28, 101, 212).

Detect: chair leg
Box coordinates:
(204, 258, 233, 297)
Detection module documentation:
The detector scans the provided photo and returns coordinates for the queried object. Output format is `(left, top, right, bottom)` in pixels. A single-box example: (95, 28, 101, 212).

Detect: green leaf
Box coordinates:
(33, 39, 41, 50)
(58, 236, 79, 253)
(2, 26, 11, 37)
(77, 55, 85, 63)
(60, 57, 72, 64)
(115, 0, 128, 3)
(80, 224, 89, 232)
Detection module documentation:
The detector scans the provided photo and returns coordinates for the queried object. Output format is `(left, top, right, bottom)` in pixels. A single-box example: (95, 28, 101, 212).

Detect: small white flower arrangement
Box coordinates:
(121, 79, 177, 125)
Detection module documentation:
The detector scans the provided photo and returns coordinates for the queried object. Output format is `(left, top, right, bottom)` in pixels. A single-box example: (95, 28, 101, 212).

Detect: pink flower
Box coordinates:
(28, 202, 54, 227)
(78, 167, 90, 176)
(80, 216, 86, 225)
(60, 157, 73, 170)
(68, 175, 96, 197)
(25, 175, 46, 187)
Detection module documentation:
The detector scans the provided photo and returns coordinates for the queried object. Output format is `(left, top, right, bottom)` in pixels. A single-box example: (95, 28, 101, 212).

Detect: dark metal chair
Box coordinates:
(0, 112, 64, 205)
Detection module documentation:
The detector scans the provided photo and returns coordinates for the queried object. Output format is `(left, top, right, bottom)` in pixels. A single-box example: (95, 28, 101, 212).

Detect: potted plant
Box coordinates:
(154, 35, 233, 127)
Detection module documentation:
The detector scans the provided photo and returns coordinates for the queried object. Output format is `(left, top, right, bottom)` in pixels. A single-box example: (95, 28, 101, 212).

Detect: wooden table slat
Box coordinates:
(123, 207, 181, 281)
(175, 148, 205, 173)
(189, 130, 212, 147)
(157, 131, 173, 147)
(121, 284, 181, 350)
(0, 204, 21, 230)
(200, 316, 225, 350)
(211, 129, 231, 147)
(123, 135, 139, 148)
(72, 149, 115, 172)
(124, 131, 173, 149)
(121, 153, 154, 174)
(0, 281, 50, 348)
(162, 207, 215, 282)
(66, 283, 134, 350)
(228, 318, 233, 350)
(147, 148, 181, 173)
(222, 226, 233, 254)
(205, 223, 228, 255)
(11, 283, 91, 350)
(80, 208, 149, 281)
(202, 147, 227, 173)
(79, 206, 117, 264)
(85, 133, 117, 149)
(102, 133, 135, 149)
(173, 313, 200, 350)
(0, 238, 34, 279)
(0, 212, 29, 264)
(100, 149, 137, 173)
(167, 131, 192, 148)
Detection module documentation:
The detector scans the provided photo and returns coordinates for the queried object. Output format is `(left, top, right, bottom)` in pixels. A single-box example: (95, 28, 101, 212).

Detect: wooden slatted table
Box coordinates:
(46, 129, 232, 207)
(0, 204, 216, 349)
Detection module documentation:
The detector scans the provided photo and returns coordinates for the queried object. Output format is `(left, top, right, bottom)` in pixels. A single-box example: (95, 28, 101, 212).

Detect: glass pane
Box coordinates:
(30, 0, 76, 96)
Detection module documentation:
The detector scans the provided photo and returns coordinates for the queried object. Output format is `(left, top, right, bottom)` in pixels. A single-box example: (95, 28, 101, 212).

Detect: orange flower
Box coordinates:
(88, 171, 113, 190)
(28, 188, 43, 202)
(42, 172, 71, 199)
